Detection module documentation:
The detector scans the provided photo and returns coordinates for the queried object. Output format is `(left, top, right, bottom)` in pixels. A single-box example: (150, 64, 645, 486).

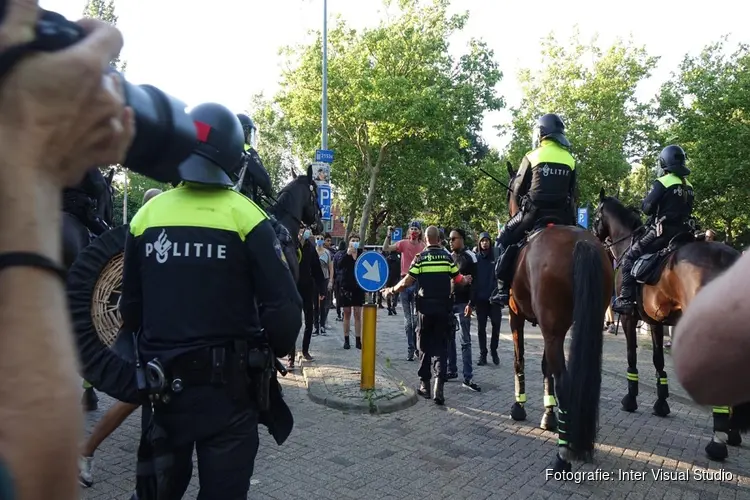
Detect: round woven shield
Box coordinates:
(90, 251, 124, 347)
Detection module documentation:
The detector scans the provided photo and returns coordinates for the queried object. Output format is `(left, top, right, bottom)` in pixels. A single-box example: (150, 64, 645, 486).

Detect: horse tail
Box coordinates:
(565, 239, 606, 461)
(730, 402, 750, 433)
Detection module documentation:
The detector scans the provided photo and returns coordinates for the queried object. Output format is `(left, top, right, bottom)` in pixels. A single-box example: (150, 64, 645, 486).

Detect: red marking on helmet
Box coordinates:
(194, 121, 211, 142)
(547, 223, 555, 227)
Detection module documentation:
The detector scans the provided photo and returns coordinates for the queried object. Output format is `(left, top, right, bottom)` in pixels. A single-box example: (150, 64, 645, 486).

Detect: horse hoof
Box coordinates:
(621, 393, 638, 413)
(728, 429, 742, 447)
(552, 454, 572, 473)
(652, 398, 670, 417)
(705, 441, 728, 461)
(81, 388, 98, 413)
(540, 411, 558, 432)
(510, 402, 527, 421)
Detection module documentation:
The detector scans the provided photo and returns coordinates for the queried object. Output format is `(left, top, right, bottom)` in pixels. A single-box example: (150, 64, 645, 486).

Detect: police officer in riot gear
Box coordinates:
(120, 102, 302, 499)
(492, 113, 577, 305)
(63, 167, 111, 236)
(236, 113, 274, 202)
(383, 226, 469, 406)
(613, 145, 695, 314)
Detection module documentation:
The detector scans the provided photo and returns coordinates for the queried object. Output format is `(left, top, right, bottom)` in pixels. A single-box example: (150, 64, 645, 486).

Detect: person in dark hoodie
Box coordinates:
(333, 240, 347, 321)
(472, 232, 502, 366)
(288, 228, 326, 368)
(335, 232, 365, 349)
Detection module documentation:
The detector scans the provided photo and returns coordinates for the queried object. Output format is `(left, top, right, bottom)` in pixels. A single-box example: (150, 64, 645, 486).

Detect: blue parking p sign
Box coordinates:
(391, 227, 402, 242)
(318, 184, 331, 220)
(577, 207, 588, 228)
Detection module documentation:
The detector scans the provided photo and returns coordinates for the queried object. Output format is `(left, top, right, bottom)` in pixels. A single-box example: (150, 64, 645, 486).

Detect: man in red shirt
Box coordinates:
(383, 221, 426, 360)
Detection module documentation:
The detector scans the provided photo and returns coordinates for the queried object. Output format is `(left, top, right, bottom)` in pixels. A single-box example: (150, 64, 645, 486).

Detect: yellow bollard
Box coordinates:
(361, 303, 377, 390)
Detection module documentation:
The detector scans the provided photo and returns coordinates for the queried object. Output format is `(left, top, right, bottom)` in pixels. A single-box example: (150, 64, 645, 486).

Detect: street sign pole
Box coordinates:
(354, 252, 389, 390)
(321, 0, 328, 151)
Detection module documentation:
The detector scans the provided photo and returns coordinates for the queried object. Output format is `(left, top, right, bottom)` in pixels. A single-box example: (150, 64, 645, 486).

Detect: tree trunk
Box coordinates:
(345, 202, 357, 239)
(358, 146, 387, 242)
(367, 209, 388, 244)
(724, 217, 734, 246)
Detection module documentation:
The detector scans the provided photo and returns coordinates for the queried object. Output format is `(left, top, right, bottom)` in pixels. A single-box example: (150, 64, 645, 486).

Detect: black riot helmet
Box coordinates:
(659, 145, 690, 177)
(236, 113, 258, 149)
(532, 113, 571, 149)
(178, 103, 245, 187)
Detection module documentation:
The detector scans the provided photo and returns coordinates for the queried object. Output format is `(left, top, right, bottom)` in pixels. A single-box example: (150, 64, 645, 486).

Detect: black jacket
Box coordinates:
(298, 239, 326, 292)
(120, 186, 303, 361)
(452, 248, 478, 306)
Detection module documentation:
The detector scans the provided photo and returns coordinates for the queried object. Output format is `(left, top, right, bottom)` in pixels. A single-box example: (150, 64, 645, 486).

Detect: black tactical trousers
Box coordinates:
(475, 300, 502, 354)
(148, 386, 259, 500)
(416, 312, 450, 382)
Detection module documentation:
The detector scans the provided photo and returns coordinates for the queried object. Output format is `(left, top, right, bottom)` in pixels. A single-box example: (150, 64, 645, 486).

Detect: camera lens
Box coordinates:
(119, 77, 197, 183)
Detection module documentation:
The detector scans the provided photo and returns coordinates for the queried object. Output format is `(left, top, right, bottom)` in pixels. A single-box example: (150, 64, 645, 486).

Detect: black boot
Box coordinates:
(477, 352, 487, 366)
(489, 280, 510, 306)
(433, 378, 445, 405)
(613, 262, 637, 314)
(417, 380, 431, 399)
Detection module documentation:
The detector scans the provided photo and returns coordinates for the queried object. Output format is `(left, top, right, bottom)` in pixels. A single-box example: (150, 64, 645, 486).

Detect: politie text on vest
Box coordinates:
(145, 229, 228, 264)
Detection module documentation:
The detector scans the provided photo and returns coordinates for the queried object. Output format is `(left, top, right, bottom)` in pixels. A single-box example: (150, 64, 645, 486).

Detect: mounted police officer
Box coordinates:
(63, 167, 111, 236)
(236, 113, 273, 203)
(120, 102, 302, 499)
(613, 145, 695, 314)
(492, 113, 577, 306)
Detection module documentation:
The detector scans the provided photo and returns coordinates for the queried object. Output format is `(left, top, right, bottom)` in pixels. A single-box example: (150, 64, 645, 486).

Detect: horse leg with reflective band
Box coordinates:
(621, 314, 639, 412)
(509, 311, 527, 421)
(548, 337, 570, 472)
(706, 406, 731, 461)
(540, 350, 558, 432)
(650, 324, 670, 417)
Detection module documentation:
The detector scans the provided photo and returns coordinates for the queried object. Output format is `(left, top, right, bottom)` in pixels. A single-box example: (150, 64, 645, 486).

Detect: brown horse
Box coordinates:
(592, 189, 746, 461)
(504, 164, 613, 472)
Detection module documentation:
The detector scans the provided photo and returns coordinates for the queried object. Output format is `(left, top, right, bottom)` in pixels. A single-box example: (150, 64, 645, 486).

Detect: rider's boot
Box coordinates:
(613, 256, 637, 314)
(489, 280, 510, 307)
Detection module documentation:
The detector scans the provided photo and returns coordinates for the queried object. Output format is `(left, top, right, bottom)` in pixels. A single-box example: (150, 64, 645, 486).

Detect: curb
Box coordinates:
(300, 359, 418, 415)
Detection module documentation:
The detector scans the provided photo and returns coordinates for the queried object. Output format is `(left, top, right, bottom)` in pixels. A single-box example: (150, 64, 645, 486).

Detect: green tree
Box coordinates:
(275, 0, 503, 242)
(245, 94, 297, 193)
(503, 31, 659, 207)
(82, 0, 127, 73)
(111, 175, 168, 226)
(656, 38, 750, 245)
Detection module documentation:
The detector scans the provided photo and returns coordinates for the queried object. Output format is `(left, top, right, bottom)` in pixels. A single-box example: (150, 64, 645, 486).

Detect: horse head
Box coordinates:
(593, 188, 643, 243)
(271, 163, 322, 237)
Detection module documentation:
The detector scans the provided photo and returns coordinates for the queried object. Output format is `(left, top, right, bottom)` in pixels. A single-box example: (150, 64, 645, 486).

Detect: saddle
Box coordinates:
(631, 231, 696, 285)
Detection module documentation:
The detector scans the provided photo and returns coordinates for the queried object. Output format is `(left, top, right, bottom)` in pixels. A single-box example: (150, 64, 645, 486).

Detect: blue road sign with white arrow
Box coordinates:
(577, 207, 588, 229)
(391, 227, 402, 242)
(354, 251, 389, 293)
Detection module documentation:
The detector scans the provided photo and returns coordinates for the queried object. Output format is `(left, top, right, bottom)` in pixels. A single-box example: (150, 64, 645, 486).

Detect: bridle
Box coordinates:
(591, 208, 644, 268)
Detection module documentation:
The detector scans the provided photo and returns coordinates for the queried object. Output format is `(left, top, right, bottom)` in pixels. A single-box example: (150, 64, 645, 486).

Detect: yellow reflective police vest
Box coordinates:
(129, 184, 267, 240)
(656, 173, 692, 188)
(526, 140, 576, 171)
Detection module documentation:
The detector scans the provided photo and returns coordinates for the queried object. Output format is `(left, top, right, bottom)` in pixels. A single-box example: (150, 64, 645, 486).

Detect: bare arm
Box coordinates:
(390, 274, 416, 294)
(383, 232, 399, 252)
(672, 252, 750, 405)
(0, 168, 81, 500)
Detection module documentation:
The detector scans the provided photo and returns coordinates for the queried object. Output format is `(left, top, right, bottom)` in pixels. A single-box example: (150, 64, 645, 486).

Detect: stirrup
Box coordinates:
(612, 296, 635, 314)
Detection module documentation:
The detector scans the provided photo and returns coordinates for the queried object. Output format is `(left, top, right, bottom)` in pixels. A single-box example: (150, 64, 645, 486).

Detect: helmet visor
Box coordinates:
(532, 126, 541, 149)
(248, 128, 259, 150)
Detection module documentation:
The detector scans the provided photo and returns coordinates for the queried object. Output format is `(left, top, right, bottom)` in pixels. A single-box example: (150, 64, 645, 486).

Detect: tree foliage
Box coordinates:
(274, 0, 503, 242)
(656, 38, 750, 244)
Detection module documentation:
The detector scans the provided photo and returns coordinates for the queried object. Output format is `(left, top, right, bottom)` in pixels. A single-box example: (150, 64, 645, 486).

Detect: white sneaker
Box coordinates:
(78, 455, 94, 487)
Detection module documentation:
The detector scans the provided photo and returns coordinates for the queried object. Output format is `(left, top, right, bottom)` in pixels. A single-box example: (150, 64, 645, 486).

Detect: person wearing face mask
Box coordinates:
(335, 233, 365, 349)
(382, 221, 426, 361)
(313, 235, 334, 335)
(288, 228, 326, 368)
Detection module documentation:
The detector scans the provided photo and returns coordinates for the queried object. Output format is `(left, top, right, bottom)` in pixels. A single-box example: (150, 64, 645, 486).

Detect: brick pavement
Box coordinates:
(80, 305, 750, 499)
